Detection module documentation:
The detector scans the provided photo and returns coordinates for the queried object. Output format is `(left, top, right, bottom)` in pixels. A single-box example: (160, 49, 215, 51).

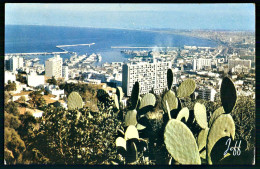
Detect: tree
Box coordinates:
(29, 91, 46, 108)
(16, 74, 27, 84)
(4, 127, 26, 164)
(47, 76, 57, 86)
(17, 96, 26, 104)
(5, 82, 16, 91)
(5, 101, 19, 116)
(5, 91, 11, 105)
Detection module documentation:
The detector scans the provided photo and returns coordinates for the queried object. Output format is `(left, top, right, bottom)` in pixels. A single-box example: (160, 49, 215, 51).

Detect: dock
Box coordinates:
(56, 43, 95, 48)
(111, 46, 175, 49)
(5, 43, 95, 57)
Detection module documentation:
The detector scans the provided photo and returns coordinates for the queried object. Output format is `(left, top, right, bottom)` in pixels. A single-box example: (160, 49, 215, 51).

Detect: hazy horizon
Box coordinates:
(6, 3, 255, 31)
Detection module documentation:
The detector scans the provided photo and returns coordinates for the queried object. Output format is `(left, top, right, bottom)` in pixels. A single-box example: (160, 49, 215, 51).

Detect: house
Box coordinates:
(45, 85, 65, 100)
(11, 91, 32, 102)
(18, 107, 44, 118)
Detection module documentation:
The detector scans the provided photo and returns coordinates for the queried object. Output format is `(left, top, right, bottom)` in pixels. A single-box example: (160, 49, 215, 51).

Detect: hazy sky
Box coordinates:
(5, 3, 255, 30)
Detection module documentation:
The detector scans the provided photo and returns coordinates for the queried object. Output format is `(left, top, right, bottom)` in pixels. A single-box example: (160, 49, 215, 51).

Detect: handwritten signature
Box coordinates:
(224, 138, 242, 156)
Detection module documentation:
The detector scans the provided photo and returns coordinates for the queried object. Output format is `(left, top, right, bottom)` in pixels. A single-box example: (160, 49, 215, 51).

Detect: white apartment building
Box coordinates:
(193, 58, 212, 71)
(5, 71, 16, 84)
(228, 58, 251, 70)
(9, 56, 24, 72)
(45, 55, 63, 78)
(196, 87, 217, 102)
(62, 66, 69, 81)
(27, 72, 45, 87)
(122, 60, 172, 96)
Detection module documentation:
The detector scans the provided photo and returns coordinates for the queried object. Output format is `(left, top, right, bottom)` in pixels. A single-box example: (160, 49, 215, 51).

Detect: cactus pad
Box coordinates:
(116, 86, 124, 103)
(125, 125, 139, 140)
(197, 127, 209, 151)
(194, 102, 208, 129)
(177, 79, 196, 98)
(136, 123, 146, 130)
(67, 91, 83, 110)
(176, 107, 189, 122)
(164, 119, 201, 164)
(116, 137, 126, 150)
(139, 93, 156, 109)
(97, 89, 110, 102)
(124, 110, 137, 127)
(206, 114, 235, 164)
(209, 106, 225, 128)
(126, 141, 138, 163)
(165, 100, 172, 120)
(131, 82, 140, 109)
(200, 150, 206, 159)
(162, 90, 178, 114)
(112, 94, 119, 110)
(167, 68, 174, 90)
(220, 77, 237, 114)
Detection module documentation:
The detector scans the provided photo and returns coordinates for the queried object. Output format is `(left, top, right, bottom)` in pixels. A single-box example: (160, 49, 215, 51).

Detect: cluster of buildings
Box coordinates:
(5, 34, 255, 111)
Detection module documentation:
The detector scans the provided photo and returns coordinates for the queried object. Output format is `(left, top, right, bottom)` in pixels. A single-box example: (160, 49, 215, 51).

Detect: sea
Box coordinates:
(5, 25, 218, 65)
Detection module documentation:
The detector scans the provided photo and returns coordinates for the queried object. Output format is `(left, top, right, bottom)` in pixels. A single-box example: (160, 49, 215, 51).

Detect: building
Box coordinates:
(9, 56, 24, 72)
(196, 87, 217, 102)
(27, 72, 45, 87)
(45, 85, 65, 100)
(193, 58, 212, 71)
(45, 55, 63, 78)
(62, 66, 69, 81)
(5, 71, 16, 84)
(122, 59, 171, 96)
(228, 58, 251, 71)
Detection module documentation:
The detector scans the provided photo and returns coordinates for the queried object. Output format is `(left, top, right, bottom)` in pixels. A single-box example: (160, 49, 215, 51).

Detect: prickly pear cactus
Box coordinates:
(126, 141, 138, 163)
(167, 68, 174, 90)
(67, 91, 83, 110)
(116, 137, 126, 150)
(208, 106, 225, 128)
(177, 79, 196, 98)
(162, 90, 178, 114)
(164, 119, 201, 164)
(197, 127, 209, 151)
(97, 89, 110, 102)
(116, 86, 124, 103)
(176, 107, 189, 122)
(165, 100, 172, 120)
(194, 102, 208, 129)
(131, 82, 140, 110)
(136, 123, 146, 130)
(124, 110, 137, 127)
(220, 77, 237, 114)
(200, 150, 206, 159)
(139, 93, 156, 109)
(125, 125, 139, 140)
(112, 94, 119, 110)
(206, 114, 235, 164)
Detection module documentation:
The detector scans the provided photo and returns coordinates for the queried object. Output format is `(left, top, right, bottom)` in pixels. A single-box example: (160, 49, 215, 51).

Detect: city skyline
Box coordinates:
(5, 3, 255, 31)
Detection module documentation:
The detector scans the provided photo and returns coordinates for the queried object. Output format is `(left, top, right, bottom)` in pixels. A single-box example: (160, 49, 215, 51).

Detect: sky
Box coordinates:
(5, 3, 255, 31)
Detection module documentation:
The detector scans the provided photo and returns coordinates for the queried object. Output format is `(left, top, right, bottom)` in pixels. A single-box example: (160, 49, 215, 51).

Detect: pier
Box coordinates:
(5, 43, 95, 57)
(5, 51, 69, 56)
(56, 43, 95, 48)
(111, 46, 176, 49)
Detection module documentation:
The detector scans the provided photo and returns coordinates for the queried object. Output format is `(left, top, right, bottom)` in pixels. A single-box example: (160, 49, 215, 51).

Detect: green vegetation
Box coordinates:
(4, 69, 255, 165)
(5, 80, 16, 91)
